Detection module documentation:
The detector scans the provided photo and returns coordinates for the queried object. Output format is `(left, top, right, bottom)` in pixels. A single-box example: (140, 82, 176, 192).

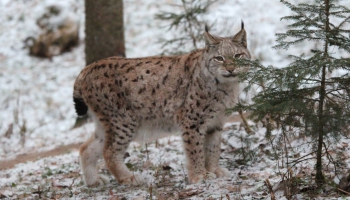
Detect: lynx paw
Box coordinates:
(188, 172, 217, 184)
(119, 173, 146, 186)
(87, 174, 110, 187)
(214, 167, 230, 178)
(205, 171, 217, 180)
(188, 173, 205, 184)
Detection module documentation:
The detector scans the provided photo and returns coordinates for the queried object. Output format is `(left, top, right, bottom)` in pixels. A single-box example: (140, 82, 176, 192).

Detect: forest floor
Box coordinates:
(1, 0, 349, 199)
(0, 115, 243, 171)
(1, 115, 350, 199)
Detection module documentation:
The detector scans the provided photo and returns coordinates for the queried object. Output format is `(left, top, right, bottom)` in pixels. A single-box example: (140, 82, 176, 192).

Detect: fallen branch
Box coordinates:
(338, 188, 350, 195)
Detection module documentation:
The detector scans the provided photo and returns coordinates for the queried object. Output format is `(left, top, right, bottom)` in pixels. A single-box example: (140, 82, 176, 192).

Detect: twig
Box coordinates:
(32, 185, 43, 198)
(285, 167, 294, 200)
(287, 151, 317, 165)
(264, 179, 276, 200)
(287, 157, 315, 168)
(238, 110, 253, 134)
(181, 0, 197, 49)
(337, 187, 350, 195)
(69, 178, 76, 190)
(323, 141, 339, 177)
(149, 184, 153, 200)
(132, 172, 140, 186)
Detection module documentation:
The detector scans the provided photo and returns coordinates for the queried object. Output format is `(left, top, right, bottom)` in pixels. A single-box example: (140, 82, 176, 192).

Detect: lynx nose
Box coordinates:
(227, 68, 235, 73)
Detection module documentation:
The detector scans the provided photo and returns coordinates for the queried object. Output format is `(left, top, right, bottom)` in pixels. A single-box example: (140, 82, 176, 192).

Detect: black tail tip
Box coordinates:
(74, 97, 88, 116)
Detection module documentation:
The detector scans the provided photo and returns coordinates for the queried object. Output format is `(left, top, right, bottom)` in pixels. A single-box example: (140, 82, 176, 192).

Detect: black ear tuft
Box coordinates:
(205, 24, 209, 32)
(232, 22, 247, 47)
(241, 20, 244, 30)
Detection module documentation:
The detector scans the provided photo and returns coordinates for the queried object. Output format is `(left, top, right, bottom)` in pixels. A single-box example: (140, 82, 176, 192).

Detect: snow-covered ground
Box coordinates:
(0, 0, 349, 199)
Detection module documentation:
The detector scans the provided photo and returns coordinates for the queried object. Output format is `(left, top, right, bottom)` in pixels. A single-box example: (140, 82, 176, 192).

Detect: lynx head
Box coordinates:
(203, 22, 251, 83)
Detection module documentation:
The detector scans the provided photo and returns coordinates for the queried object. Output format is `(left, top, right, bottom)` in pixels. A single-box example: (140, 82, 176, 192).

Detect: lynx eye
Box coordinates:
(234, 53, 243, 58)
(213, 56, 225, 63)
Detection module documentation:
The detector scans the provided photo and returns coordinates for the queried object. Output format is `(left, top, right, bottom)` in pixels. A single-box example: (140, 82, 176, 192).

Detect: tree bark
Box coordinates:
(85, 0, 125, 65)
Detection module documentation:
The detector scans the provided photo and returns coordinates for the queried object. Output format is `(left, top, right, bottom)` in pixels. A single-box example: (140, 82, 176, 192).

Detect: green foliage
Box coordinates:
(236, 0, 350, 186)
(275, 0, 350, 53)
(238, 0, 350, 135)
(42, 167, 53, 178)
(155, 0, 217, 55)
(231, 131, 258, 165)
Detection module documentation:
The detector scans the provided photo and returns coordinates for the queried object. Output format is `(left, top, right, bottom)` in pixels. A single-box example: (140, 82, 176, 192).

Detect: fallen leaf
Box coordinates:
(178, 188, 202, 198)
(227, 185, 240, 192)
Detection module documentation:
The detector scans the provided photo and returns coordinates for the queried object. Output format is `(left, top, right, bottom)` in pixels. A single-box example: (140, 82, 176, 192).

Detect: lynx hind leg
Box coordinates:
(79, 119, 109, 186)
(102, 118, 145, 185)
(204, 130, 230, 178)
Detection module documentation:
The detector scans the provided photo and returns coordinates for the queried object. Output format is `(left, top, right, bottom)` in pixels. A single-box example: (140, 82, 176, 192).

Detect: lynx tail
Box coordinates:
(73, 77, 88, 116)
(74, 97, 88, 116)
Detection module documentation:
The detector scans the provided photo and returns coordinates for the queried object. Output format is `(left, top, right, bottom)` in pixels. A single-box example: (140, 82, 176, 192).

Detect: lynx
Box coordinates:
(73, 23, 251, 186)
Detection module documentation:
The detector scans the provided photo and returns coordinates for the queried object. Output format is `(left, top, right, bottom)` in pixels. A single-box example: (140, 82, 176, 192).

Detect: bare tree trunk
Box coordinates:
(85, 0, 125, 65)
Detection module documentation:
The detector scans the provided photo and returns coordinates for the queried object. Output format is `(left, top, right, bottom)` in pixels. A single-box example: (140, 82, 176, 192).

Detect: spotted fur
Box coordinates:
(74, 24, 251, 186)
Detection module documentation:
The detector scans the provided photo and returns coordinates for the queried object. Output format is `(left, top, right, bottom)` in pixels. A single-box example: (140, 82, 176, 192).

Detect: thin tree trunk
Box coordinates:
(316, 67, 326, 184)
(315, 0, 330, 185)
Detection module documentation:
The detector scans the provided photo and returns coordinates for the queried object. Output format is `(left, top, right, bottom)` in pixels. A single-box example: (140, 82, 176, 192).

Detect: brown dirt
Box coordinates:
(0, 143, 82, 170)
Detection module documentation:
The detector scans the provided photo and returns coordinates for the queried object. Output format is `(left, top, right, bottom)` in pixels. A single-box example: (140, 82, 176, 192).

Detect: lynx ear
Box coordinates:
(232, 21, 247, 47)
(204, 25, 220, 46)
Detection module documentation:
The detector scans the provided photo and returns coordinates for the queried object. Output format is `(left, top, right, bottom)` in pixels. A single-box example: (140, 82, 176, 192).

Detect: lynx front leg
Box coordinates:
(204, 130, 230, 178)
(182, 128, 206, 184)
